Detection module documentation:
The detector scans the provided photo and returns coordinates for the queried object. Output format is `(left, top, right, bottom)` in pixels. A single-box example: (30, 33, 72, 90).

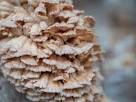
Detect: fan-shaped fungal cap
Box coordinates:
(0, 0, 103, 102)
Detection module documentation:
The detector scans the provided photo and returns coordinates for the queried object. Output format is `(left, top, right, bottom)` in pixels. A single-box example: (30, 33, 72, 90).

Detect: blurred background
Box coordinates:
(0, 0, 136, 102)
(74, 0, 136, 102)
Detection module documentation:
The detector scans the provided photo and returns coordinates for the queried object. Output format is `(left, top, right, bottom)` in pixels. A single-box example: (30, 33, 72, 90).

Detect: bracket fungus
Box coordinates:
(0, 0, 104, 102)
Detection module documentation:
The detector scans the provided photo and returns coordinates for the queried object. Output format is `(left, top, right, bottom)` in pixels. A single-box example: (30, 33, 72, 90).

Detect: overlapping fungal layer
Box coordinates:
(0, 0, 103, 102)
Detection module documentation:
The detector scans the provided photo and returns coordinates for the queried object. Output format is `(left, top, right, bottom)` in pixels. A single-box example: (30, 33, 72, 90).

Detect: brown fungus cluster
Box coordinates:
(0, 0, 103, 102)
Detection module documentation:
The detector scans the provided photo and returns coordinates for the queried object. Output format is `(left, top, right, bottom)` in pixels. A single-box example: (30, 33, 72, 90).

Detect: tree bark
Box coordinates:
(0, 74, 31, 102)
